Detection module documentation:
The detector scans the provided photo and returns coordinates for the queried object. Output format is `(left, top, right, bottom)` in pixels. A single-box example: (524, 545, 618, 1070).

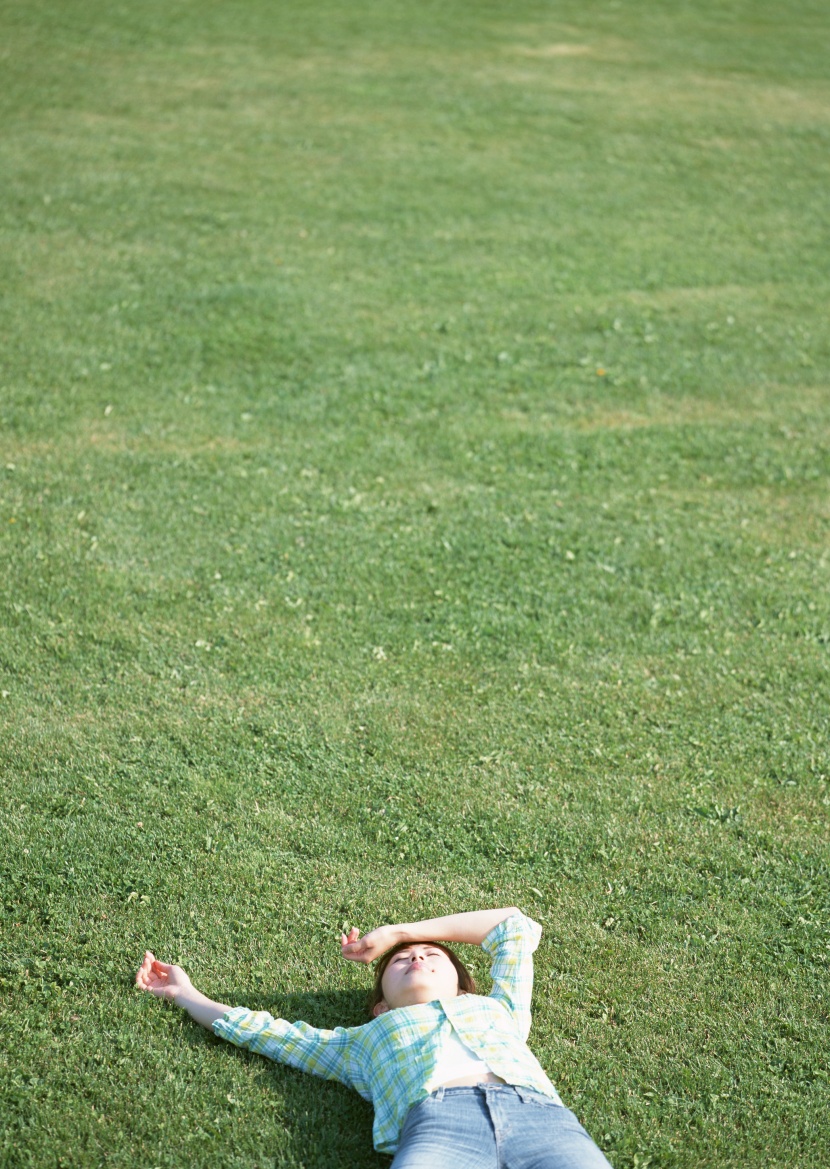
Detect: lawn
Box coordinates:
(1, 1, 828, 1166)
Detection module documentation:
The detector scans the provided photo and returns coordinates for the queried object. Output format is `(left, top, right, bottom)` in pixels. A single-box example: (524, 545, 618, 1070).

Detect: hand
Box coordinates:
(340, 924, 399, 964)
(135, 951, 194, 1001)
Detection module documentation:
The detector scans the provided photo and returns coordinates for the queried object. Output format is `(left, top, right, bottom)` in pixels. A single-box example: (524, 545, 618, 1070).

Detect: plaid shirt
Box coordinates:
(213, 911, 562, 1154)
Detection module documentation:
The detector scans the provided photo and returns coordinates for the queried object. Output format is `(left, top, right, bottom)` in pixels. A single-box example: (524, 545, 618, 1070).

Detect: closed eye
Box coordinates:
(393, 949, 443, 961)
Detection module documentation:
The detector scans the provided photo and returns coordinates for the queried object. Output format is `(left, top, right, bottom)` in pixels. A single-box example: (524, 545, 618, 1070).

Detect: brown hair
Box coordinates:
(367, 940, 477, 1017)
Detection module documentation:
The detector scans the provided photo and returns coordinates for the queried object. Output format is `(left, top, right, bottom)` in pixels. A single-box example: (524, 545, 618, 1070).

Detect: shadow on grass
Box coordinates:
(260, 988, 373, 1030)
(191, 988, 387, 1167)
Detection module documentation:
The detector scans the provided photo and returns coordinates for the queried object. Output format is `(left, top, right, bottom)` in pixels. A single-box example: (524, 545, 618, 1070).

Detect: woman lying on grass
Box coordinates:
(136, 906, 612, 1168)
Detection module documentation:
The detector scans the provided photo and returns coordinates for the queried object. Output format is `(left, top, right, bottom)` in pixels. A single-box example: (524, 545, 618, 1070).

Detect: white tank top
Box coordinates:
(428, 1028, 494, 1089)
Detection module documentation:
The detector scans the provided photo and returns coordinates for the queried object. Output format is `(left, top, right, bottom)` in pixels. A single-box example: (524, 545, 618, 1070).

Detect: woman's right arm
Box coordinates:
(135, 950, 231, 1030)
(136, 951, 360, 1093)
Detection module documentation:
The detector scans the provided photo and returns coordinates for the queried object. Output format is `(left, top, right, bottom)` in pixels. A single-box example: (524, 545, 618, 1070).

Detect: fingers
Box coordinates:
(136, 950, 154, 987)
(341, 942, 364, 956)
(136, 951, 174, 992)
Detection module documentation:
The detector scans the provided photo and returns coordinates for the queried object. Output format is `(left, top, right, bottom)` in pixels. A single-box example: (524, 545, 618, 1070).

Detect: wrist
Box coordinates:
(172, 983, 199, 1009)
(375, 923, 407, 953)
(174, 986, 231, 1030)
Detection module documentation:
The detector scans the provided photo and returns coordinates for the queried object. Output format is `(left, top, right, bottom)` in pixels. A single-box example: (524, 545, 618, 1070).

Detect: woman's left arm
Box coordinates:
(341, 907, 520, 964)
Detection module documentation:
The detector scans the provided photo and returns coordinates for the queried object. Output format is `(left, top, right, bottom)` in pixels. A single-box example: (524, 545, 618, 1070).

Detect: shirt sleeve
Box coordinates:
(480, 910, 542, 1040)
(213, 1007, 356, 1089)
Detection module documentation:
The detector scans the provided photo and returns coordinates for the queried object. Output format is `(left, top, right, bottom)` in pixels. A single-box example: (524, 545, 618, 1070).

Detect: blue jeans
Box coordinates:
(390, 1085, 613, 1169)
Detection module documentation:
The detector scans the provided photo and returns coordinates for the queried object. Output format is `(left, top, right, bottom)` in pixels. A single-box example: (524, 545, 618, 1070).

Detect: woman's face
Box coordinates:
(374, 944, 460, 1015)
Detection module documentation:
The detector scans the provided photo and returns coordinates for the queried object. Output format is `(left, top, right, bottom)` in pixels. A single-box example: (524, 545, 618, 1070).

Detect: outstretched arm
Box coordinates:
(137, 953, 360, 1092)
(135, 951, 231, 1029)
(341, 907, 520, 964)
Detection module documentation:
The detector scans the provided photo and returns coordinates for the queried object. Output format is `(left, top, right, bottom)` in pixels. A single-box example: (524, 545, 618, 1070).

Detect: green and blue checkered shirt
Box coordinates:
(213, 911, 562, 1154)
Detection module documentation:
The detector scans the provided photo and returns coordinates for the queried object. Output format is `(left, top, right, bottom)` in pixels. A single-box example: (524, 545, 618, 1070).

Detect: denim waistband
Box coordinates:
(428, 1084, 530, 1102)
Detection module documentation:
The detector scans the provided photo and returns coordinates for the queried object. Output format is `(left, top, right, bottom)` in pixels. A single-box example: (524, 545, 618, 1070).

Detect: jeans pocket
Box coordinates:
(403, 1089, 444, 1130)
(514, 1086, 561, 1107)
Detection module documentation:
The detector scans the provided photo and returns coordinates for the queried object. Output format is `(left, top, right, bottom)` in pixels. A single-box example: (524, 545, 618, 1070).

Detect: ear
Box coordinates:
(373, 1001, 390, 1017)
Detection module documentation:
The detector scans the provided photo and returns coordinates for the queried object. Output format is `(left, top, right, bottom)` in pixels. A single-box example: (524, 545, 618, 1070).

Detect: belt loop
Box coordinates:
(434, 1086, 445, 1102)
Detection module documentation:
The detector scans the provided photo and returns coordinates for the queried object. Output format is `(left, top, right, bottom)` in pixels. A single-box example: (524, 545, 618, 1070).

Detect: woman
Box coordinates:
(136, 906, 612, 1167)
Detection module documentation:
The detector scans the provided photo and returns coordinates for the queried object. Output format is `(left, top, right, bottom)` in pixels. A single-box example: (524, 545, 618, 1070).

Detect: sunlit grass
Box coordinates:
(1, 2, 829, 1167)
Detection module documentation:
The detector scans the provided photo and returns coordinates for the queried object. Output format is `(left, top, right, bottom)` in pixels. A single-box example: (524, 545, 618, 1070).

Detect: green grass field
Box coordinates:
(1, 1, 829, 1165)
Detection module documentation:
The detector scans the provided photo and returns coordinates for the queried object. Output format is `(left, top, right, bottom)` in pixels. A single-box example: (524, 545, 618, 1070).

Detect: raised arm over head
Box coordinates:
(340, 908, 521, 965)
